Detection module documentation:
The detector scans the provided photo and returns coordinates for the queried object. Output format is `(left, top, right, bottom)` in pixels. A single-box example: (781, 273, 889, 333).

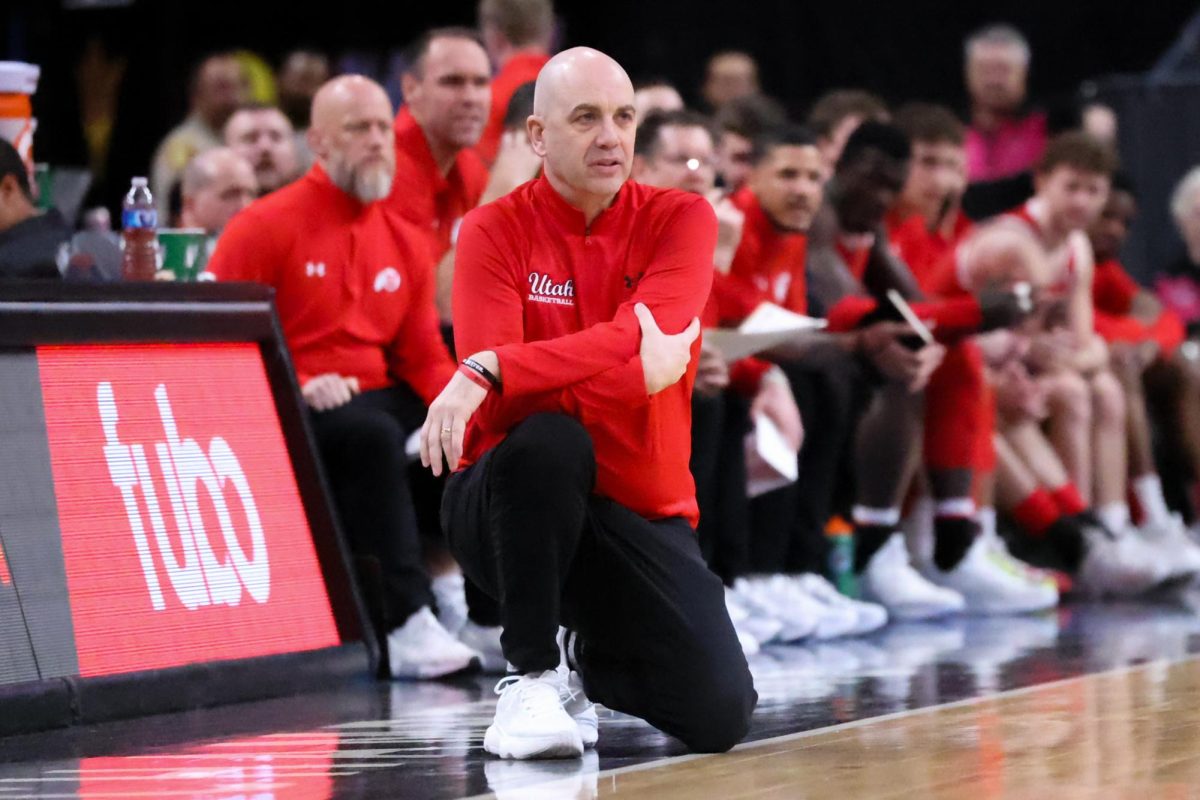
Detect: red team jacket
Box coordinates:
(388, 107, 490, 262)
(453, 176, 717, 526)
(207, 164, 455, 403)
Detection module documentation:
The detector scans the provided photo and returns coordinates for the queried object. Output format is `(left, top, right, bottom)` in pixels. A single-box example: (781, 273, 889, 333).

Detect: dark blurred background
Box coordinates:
(4, 0, 1200, 274)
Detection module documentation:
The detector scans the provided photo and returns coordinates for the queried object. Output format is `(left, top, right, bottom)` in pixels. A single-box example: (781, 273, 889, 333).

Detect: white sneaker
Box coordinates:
(485, 668, 584, 760)
(388, 607, 482, 679)
(769, 575, 859, 640)
(1077, 525, 1169, 597)
(563, 669, 598, 749)
(459, 620, 509, 674)
(733, 576, 820, 641)
(1137, 515, 1200, 583)
(927, 537, 1058, 614)
(554, 628, 600, 748)
(727, 587, 783, 646)
(797, 573, 889, 636)
(859, 534, 965, 620)
(431, 571, 468, 635)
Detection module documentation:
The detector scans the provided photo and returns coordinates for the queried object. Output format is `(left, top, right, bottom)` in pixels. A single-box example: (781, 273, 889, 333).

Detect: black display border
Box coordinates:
(0, 281, 377, 735)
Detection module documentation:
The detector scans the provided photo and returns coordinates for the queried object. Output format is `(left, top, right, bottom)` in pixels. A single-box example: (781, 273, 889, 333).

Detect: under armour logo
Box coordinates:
(374, 267, 402, 293)
(623, 271, 645, 290)
(305, 261, 326, 278)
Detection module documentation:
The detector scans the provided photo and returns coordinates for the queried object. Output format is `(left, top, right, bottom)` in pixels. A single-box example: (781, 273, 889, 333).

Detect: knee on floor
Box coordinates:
(670, 656, 757, 753)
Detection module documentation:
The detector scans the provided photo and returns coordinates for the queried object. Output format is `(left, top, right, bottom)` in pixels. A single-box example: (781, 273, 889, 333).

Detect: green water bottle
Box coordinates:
(826, 517, 858, 598)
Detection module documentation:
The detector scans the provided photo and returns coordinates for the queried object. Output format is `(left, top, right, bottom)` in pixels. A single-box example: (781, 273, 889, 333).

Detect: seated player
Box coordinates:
(989, 133, 1195, 580)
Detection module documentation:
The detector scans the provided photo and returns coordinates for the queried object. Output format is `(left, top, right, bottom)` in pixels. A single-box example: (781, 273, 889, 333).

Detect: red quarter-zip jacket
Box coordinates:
(387, 107, 490, 262)
(207, 163, 455, 403)
(453, 175, 717, 527)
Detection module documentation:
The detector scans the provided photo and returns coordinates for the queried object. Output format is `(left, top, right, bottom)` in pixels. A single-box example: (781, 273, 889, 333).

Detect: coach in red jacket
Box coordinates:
(208, 76, 481, 681)
(420, 47, 755, 760)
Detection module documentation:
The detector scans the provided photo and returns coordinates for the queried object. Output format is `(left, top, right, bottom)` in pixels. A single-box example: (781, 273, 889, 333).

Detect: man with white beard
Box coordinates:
(207, 75, 482, 680)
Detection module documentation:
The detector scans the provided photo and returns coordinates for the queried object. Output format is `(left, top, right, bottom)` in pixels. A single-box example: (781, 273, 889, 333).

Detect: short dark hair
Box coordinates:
(807, 89, 888, 139)
(751, 124, 818, 165)
(405, 27, 486, 78)
(892, 102, 964, 147)
(713, 93, 787, 140)
(478, 0, 554, 47)
(503, 81, 537, 130)
(837, 120, 911, 171)
(635, 109, 717, 158)
(0, 138, 32, 202)
(1036, 131, 1117, 178)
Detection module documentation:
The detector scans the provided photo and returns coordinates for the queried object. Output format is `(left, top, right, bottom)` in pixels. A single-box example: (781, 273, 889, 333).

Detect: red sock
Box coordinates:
(1050, 483, 1086, 517)
(1013, 488, 1060, 536)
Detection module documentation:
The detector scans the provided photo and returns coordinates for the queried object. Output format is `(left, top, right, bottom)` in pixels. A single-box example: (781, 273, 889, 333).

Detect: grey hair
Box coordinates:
(965, 23, 1031, 65)
(1171, 166, 1200, 222)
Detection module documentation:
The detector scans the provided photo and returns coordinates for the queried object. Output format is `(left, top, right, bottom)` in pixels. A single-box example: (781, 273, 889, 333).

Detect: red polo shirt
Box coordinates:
(388, 107, 490, 262)
(208, 164, 455, 402)
(715, 187, 809, 323)
(453, 176, 716, 526)
(475, 51, 550, 166)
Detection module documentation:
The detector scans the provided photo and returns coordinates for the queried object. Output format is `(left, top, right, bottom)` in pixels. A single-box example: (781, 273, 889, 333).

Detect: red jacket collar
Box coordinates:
(303, 162, 370, 215)
(394, 106, 450, 193)
(531, 174, 631, 236)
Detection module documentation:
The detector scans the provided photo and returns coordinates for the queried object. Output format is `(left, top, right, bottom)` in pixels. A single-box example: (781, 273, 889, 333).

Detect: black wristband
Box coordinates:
(462, 357, 502, 393)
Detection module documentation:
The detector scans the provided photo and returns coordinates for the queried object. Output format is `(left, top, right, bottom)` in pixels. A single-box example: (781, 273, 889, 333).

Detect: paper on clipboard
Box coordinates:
(704, 303, 827, 362)
(745, 412, 800, 497)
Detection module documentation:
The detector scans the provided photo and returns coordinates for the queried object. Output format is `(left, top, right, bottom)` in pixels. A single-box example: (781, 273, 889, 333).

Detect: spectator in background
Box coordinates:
(224, 104, 301, 196)
(478, 81, 542, 207)
(1157, 166, 1200, 336)
(151, 53, 247, 217)
(806, 89, 889, 176)
(713, 93, 787, 191)
(702, 50, 759, 111)
(178, 147, 257, 236)
(634, 77, 684, 123)
(277, 49, 331, 171)
(476, 0, 554, 166)
(207, 75, 481, 680)
(0, 138, 68, 279)
(963, 24, 1047, 182)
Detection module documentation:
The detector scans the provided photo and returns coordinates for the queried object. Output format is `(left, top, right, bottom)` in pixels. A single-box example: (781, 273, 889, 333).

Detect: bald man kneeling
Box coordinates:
(420, 47, 757, 759)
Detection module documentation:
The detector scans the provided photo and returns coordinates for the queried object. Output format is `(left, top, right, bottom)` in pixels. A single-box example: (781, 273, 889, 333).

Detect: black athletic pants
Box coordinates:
(691, 389, 753, 583)
(442, 413, 757, 753)
(309, 384, 435, 628)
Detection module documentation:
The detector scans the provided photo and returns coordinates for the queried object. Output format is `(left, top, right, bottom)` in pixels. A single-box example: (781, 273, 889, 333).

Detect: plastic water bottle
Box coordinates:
(121, 176, 158, 281)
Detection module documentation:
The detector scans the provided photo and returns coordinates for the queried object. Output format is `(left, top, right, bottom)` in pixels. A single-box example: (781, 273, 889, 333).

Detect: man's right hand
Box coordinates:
(302, 373, 360, 412)
(636, 302, 701, 395)
(695, 340, 730, 397)
(858, 322, 946, 392)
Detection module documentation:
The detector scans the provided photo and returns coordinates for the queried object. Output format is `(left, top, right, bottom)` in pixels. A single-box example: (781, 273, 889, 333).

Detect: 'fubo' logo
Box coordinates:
(98, 382, 270, 611)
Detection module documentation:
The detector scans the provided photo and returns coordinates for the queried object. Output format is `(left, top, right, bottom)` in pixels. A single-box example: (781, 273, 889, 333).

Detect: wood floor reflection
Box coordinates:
(586, 657, 1200, 800)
